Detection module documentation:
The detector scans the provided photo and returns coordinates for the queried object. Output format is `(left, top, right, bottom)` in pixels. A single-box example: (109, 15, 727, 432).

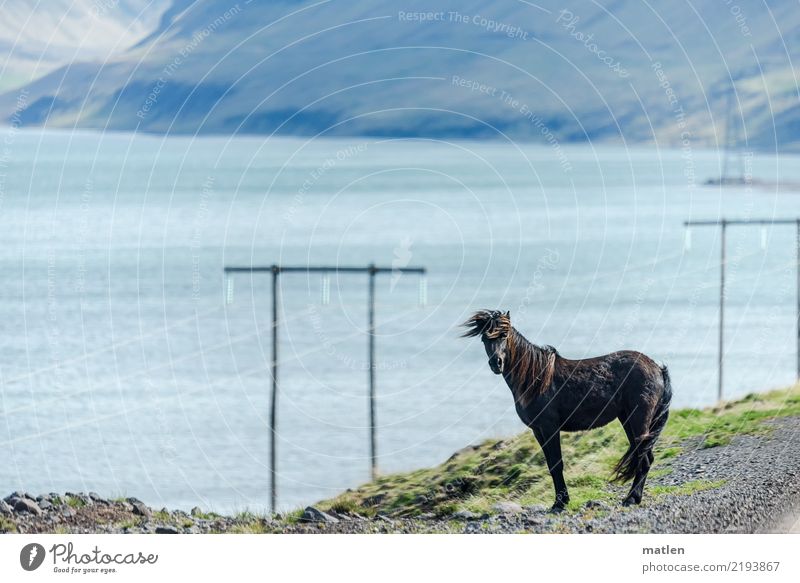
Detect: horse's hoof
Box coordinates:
(548, 505, 566, 514)
(621, 497, 640, 507)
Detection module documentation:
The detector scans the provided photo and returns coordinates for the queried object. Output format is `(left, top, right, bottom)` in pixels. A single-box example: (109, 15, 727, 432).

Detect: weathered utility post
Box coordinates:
(367, 264, 378, 480)
(718, 219, 727, 402)
(684, 218, 800, 401)
(270, 265, 279, 513)
(224, 264, 427, 511)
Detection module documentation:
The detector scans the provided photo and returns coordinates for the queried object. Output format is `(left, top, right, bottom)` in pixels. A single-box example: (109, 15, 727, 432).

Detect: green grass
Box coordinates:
(649, 479, 727, 497)
(65, 495, 87, 509)
(281, 509, 305, 524)
(0, 516, 17, 533)
(315, 384, 800, 519)
(221, 511, 273, 534)
(228, 521, 270, 534)
(115, 518, 139, 530)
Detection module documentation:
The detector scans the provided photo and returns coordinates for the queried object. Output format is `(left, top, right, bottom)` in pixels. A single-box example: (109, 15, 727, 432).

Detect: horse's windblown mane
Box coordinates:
(462, 309, 555, 407)
(461, 310, 511, 339)
(506, 331, 556, 407)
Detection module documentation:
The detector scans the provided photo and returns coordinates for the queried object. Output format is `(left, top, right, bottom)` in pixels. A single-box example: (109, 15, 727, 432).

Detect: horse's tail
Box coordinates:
(612, 365, 672, 483)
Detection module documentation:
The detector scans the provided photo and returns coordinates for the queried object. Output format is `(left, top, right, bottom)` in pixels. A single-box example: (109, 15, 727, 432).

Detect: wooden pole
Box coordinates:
(270, 265, 279, 513)
(718, 220, 727, 401)
(722, 91, 732, 180)
(223, 263, 425, 509)
(367, 264, 377, 480)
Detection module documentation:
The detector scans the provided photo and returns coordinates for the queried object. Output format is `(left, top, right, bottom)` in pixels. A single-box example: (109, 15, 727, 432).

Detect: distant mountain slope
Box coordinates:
(2, 0, 799, 149)
(0, 0, 168, 93)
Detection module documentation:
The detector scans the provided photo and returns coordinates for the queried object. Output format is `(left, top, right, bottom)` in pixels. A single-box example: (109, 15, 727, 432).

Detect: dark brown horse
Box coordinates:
(463, 310, 671, 512)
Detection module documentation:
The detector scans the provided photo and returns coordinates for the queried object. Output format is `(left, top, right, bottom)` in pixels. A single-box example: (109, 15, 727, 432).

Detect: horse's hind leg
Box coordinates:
(619, 410, 652, 506)
(532, 426, 569, 512)
(623, 455, 651, 506)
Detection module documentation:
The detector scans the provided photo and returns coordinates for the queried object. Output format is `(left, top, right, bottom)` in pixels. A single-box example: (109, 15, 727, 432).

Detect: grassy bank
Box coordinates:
(5, 385, 799, 534)
(313, 384, 800, 519)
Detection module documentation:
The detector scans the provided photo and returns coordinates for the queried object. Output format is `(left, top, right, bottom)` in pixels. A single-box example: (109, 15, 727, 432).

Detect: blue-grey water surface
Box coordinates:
(1, 129, 798, 512)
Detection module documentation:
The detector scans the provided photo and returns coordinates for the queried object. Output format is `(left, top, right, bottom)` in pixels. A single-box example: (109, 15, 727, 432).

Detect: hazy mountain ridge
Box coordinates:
(0, 0, 168, 93)
(2, 0, 799, 149)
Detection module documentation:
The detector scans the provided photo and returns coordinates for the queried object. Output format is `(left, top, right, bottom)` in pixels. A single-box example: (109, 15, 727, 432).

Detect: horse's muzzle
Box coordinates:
(489, 361, 503, 375)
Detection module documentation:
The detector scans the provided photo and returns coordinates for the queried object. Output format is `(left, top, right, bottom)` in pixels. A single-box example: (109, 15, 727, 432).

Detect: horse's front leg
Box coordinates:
(532, 426, 569, 512)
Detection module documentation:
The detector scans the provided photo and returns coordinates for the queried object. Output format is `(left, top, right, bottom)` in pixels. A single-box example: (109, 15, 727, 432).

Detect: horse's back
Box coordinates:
(538, 350, 665, 432)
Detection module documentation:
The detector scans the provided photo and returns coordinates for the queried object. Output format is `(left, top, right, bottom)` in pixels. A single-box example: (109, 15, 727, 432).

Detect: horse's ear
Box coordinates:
(504, 310, 510, 319)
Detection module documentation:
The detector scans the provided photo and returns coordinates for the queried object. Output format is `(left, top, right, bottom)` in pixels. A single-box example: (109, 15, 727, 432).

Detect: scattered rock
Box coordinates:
(583, 500, 611, 511)
(376, 514, 394, 525)
(128, 498, 151, 518)
(2, 416, 800, 534)
(4, 492, 29, 503)
(300, 506, 338, 523)
(14, 498, 43, 515)
(492, 501, 523, 514)
(190, 507, 203, 517)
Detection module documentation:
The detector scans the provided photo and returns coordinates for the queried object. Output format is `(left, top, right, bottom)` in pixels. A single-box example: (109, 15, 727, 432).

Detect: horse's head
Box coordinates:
(462, 309, 512, 375)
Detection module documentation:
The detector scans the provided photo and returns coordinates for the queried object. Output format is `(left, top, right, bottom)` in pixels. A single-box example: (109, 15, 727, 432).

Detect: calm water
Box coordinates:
(0, 129, 798, 513)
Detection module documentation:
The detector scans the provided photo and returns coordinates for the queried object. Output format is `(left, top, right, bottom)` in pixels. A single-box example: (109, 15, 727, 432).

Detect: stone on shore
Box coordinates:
(128, 498, 151, 518)
(491, 501, 523, 514)
(300, 506, 339, 523)
(14, 498, 43, 515)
